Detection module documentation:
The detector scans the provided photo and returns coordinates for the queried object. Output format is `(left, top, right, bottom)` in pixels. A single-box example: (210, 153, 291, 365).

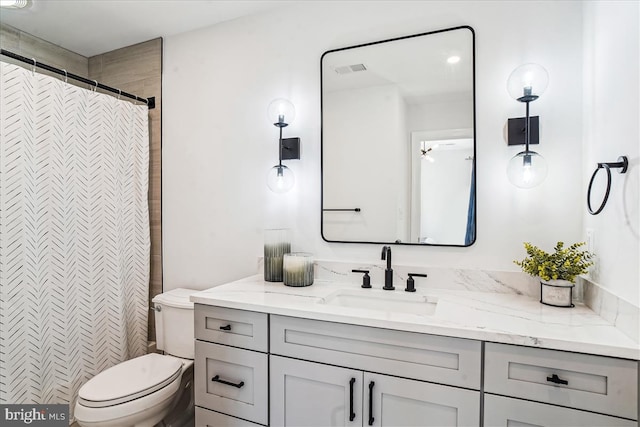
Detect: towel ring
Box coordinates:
(31, 58, 37, 74)
(92, 80, 98, 92)
(587, 156, 628, 215)
(61, 69, 68, 83)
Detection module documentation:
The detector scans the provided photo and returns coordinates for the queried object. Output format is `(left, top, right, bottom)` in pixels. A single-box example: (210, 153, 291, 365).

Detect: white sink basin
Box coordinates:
(318, 289, 438, 316)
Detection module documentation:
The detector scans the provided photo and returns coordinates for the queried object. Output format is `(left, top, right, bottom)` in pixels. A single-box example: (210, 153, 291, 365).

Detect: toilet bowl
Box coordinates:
(75, 288, 198, 427)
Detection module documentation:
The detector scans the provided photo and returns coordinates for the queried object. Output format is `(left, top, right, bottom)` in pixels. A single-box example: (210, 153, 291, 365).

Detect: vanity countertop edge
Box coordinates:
(190, 275, 640, 361)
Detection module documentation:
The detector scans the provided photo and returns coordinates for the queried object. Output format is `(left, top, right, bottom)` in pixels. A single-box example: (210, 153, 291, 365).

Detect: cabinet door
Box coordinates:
(364, 372, 479, 427)
(484, 394, 637, 427)
(270, 355, 363, 427)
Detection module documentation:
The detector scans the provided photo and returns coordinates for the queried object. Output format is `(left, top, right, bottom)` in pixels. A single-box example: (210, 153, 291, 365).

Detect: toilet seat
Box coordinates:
(74, 374, 182, 427)
(78, 353, 183, 408)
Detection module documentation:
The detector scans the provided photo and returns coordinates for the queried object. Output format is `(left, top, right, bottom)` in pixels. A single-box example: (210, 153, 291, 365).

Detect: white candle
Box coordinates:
(283, 253, 314, 287)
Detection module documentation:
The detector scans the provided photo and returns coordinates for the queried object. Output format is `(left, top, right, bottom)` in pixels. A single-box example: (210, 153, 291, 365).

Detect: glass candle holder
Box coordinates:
(264, 228, 291, 282)
(283, 253, 314, 287)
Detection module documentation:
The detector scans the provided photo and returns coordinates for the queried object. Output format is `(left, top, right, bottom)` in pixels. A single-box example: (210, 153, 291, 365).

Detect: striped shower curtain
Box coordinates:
(0, 62, 150, 417)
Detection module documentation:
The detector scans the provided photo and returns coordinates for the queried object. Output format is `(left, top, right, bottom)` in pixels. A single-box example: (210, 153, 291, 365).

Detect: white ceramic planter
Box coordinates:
(540, 279, 575, 307)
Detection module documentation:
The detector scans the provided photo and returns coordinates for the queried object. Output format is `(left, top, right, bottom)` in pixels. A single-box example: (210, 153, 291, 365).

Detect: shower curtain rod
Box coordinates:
(1, 49, 155, 109)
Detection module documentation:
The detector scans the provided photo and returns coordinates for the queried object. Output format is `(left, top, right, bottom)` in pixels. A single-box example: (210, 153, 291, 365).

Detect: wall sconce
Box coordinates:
(266, 98, 300, 193)
(506, 63, 549, 189)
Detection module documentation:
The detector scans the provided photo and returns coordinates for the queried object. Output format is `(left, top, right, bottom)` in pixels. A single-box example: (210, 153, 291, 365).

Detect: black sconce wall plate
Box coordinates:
(281, 137, 300, 160)
(508, 116, 539, 146)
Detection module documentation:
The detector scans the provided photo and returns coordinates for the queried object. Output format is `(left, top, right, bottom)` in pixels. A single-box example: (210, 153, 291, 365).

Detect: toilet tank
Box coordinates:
(152, 288, 198, 359)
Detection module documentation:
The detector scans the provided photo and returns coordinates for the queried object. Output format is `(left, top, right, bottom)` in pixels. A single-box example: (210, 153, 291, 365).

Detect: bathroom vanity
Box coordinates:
(190, 274, 639, 427)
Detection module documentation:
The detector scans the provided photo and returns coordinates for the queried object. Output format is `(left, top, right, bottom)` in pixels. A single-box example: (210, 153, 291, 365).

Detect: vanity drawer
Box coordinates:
(270, 314, 481, 389)
(484, 342, 638, 420)
(195, 304, 268, 352)
(195, 340, 268, 425)
(195, 406, 263, 427)
(484, 394, 637, 427)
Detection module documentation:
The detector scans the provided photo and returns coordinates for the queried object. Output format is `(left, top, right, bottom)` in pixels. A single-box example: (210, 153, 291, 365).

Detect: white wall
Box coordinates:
(163, 1, 586, 293)
(582, 1, 640, 306)
(323, 85, 406, 242)
(407, 98, 473, 133)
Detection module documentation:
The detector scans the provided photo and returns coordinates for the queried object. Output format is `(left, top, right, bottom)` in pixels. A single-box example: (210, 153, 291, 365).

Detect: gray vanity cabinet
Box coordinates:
(193, 304, 638, 427)
(269, 315, 481, 427)
(270, 355, 479, 426)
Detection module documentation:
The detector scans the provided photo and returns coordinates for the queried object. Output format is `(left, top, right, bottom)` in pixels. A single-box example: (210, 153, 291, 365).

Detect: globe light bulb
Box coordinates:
(507, 63, 549, 102)
(267, 165, 295, 193)
(507, 151, 548, 189)
(267, 98, 296, 126)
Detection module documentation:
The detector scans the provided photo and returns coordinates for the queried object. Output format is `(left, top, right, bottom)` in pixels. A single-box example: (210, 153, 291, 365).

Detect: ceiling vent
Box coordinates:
(334, 64, 367, 75)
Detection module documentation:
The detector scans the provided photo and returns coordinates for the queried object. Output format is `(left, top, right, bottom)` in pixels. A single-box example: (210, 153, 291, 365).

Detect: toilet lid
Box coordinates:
(78, 353, 183, 408)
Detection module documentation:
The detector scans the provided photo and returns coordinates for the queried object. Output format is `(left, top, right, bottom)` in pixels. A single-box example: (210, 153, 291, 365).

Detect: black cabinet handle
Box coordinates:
(349, 378, 356, 421)
(546, 374, 568, 385)
(211, 375, 244, 388)
(368, 381, 375, 426)
(219, 324, 232, 331)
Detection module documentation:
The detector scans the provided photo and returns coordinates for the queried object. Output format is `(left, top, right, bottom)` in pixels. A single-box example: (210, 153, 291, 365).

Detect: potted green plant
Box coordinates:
(514, 241, 593, 307)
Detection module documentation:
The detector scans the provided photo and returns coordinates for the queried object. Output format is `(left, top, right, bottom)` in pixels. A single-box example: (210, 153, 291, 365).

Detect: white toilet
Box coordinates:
(75, 288, 198, 427)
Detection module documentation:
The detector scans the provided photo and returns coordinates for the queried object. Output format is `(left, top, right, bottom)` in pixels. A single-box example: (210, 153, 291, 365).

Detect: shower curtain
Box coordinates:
(0, 62, 150, 417)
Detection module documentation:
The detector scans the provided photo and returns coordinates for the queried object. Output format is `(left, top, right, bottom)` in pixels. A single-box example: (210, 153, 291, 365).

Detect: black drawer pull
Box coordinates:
(349, 377, 356, 421)
(546, 374, 568, 385)
(212, 375, 245, 388)
(219, 324, 232, 331)
(368, 381, 375, 426)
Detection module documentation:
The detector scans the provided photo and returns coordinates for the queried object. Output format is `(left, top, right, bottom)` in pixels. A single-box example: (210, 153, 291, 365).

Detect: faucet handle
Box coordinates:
(405, 273, 427, 292)
(352, 269, 371, 288)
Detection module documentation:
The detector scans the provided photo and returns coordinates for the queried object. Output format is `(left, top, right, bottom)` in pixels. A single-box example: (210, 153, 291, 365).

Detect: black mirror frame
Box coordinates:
(320, 25, 477, 247)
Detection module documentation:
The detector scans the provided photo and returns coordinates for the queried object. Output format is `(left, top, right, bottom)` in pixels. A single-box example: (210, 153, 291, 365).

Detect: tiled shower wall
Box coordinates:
(0, 24, 163, 343)
(0, 23, 88, 78)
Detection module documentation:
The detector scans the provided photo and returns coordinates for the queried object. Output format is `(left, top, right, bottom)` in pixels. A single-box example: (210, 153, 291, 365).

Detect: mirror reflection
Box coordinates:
(321, 26, 476, 246)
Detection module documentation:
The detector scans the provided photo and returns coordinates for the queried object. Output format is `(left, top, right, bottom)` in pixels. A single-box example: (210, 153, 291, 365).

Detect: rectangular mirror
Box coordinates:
(321, 26, 476, 246)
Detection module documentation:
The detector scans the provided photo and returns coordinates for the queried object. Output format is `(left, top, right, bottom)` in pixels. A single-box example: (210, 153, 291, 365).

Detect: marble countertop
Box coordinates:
(190, 275, 639, 360)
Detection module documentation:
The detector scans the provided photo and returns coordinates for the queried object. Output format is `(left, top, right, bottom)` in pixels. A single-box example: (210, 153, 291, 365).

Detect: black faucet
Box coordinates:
(381, 246, 394, 290)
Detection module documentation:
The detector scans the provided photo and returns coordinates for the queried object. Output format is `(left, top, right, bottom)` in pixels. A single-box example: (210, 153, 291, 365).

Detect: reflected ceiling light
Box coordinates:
(420, 142, 438, 162)
(266, 98, 300, 193)
(0, 0, 28, 8)
(447, 55, 461, 64)
(506, 63, 549, 189)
